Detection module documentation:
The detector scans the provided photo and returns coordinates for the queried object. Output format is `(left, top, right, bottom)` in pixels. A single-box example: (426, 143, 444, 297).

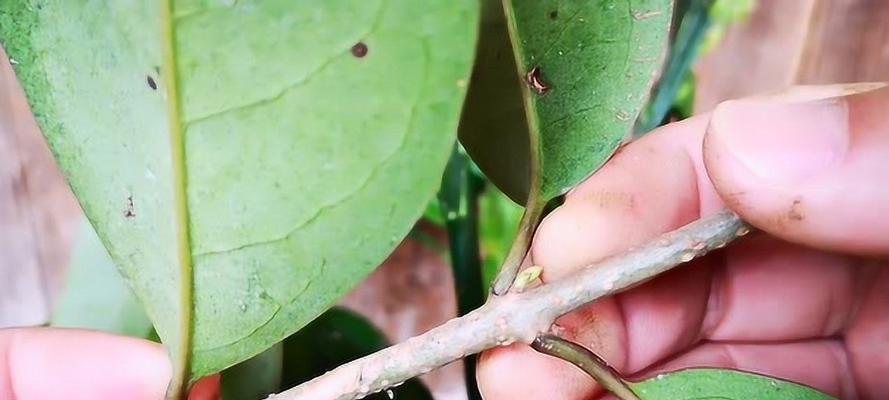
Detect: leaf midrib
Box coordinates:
(500, 0, 544, 209)
(160, 0, 194, 397)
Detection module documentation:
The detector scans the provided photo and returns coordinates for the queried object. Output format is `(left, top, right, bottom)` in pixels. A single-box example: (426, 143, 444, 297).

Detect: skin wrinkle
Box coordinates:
(821, 271, 836, 337)
(612, 288, 631, 377)
(845, 265, 889, 400)
(716, 343, 739, 370)
(828, 340, 857, 400)
(700, 250, 728, 338)
(622, 259, 711, 373)
(845, 261, 881, 333)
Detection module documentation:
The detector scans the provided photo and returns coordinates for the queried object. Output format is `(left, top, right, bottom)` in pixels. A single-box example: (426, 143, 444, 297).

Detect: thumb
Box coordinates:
(704, 83, 889, 255)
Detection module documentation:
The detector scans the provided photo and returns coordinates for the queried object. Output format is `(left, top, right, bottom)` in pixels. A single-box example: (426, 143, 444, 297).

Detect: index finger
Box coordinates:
(0, 328, 171, 400)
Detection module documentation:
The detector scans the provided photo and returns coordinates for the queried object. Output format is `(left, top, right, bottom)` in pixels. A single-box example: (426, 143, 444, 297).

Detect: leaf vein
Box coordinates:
(182, 0, 389, 126)
(537, 6, 585, 64)
(193, 34, 429, 259)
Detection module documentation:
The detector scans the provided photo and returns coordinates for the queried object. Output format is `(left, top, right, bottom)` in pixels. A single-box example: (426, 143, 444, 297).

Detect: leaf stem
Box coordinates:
(490, 197, 545, 295)
(271, 211, 749, 400)
(532, 334, 640, 400)
(493, 0, 549, 297)
(160, 1, 194, 397)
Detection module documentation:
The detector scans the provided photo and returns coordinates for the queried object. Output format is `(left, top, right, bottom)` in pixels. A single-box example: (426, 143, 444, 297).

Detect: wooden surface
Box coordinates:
(795, 0, 889, 83)
(0, 48, 80, 328)
(696, 0, 889, 111)
(341, 228, 465, 400)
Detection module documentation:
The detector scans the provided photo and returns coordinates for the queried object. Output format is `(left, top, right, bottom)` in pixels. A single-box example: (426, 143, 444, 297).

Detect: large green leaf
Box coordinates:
(458, 0, 532, 204)
(462, 0, 671, 204)
(52, 218, 153, 338)
(281, 308, 433, 400)
(631, 368, 837, 399)
(0, 0, 478, 389)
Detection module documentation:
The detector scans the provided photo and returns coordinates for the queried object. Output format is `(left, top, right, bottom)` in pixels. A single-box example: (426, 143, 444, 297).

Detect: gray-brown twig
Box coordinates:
(270, 210, 749, 400)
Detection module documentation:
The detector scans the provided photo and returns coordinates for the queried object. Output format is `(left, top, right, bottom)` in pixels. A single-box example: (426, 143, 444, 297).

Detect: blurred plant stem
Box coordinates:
(437, 144, 485, 400)
(636, 0, 714, 134)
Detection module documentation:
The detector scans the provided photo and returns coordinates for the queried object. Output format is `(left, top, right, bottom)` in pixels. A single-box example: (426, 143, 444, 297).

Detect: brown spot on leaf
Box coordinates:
(124, 195, 136, 218)
(525, 66, 551, 95)
(146, 76, 157, 90)
(351, 42, 368, 58)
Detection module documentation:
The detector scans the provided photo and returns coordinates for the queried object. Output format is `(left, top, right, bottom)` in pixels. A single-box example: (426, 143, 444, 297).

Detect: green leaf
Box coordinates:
(458, 0, 532, 204)
(281, 308, 433, 400)
(630, 368, 838, 399)
(52, 218, 153, 338)
(221, 343, 283, 400)
(462, 0, 672, 204)
(478, 186, 523, 288)
(1, 0, 478, 389)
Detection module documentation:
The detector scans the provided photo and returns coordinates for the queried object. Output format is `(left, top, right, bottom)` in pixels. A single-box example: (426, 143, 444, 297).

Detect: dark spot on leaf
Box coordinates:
(124, 195, 136, 218)
(549, 10, 558, 20)
(146, 76, 157, 90)
(351, 42, 368, 58)
(525, 66, 551, 95)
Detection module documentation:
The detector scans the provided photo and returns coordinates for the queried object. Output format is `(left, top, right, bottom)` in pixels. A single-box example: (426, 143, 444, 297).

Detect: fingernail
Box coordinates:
(710, 96, 850, 182)
(751, 82, 887, 103)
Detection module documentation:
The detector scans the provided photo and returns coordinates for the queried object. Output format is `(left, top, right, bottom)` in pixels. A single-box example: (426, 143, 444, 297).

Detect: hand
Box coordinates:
(478, 83, 889, 399)
(0, 328, 219, 400)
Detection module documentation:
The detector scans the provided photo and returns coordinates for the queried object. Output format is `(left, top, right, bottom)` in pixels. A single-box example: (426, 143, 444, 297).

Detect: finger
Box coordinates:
(0, 328, 171, 400)
(533, 115, 715, 277)
(478, 300, 627, 399)
(704, 83, 889, 255)
(479, 115, 719, 400)
(189, 374, 221, 400)
(703, 235, 876, 341)
(630, 340, 858, 400)
(843, 263, 889, 400)
(478, 84, 888, 400)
